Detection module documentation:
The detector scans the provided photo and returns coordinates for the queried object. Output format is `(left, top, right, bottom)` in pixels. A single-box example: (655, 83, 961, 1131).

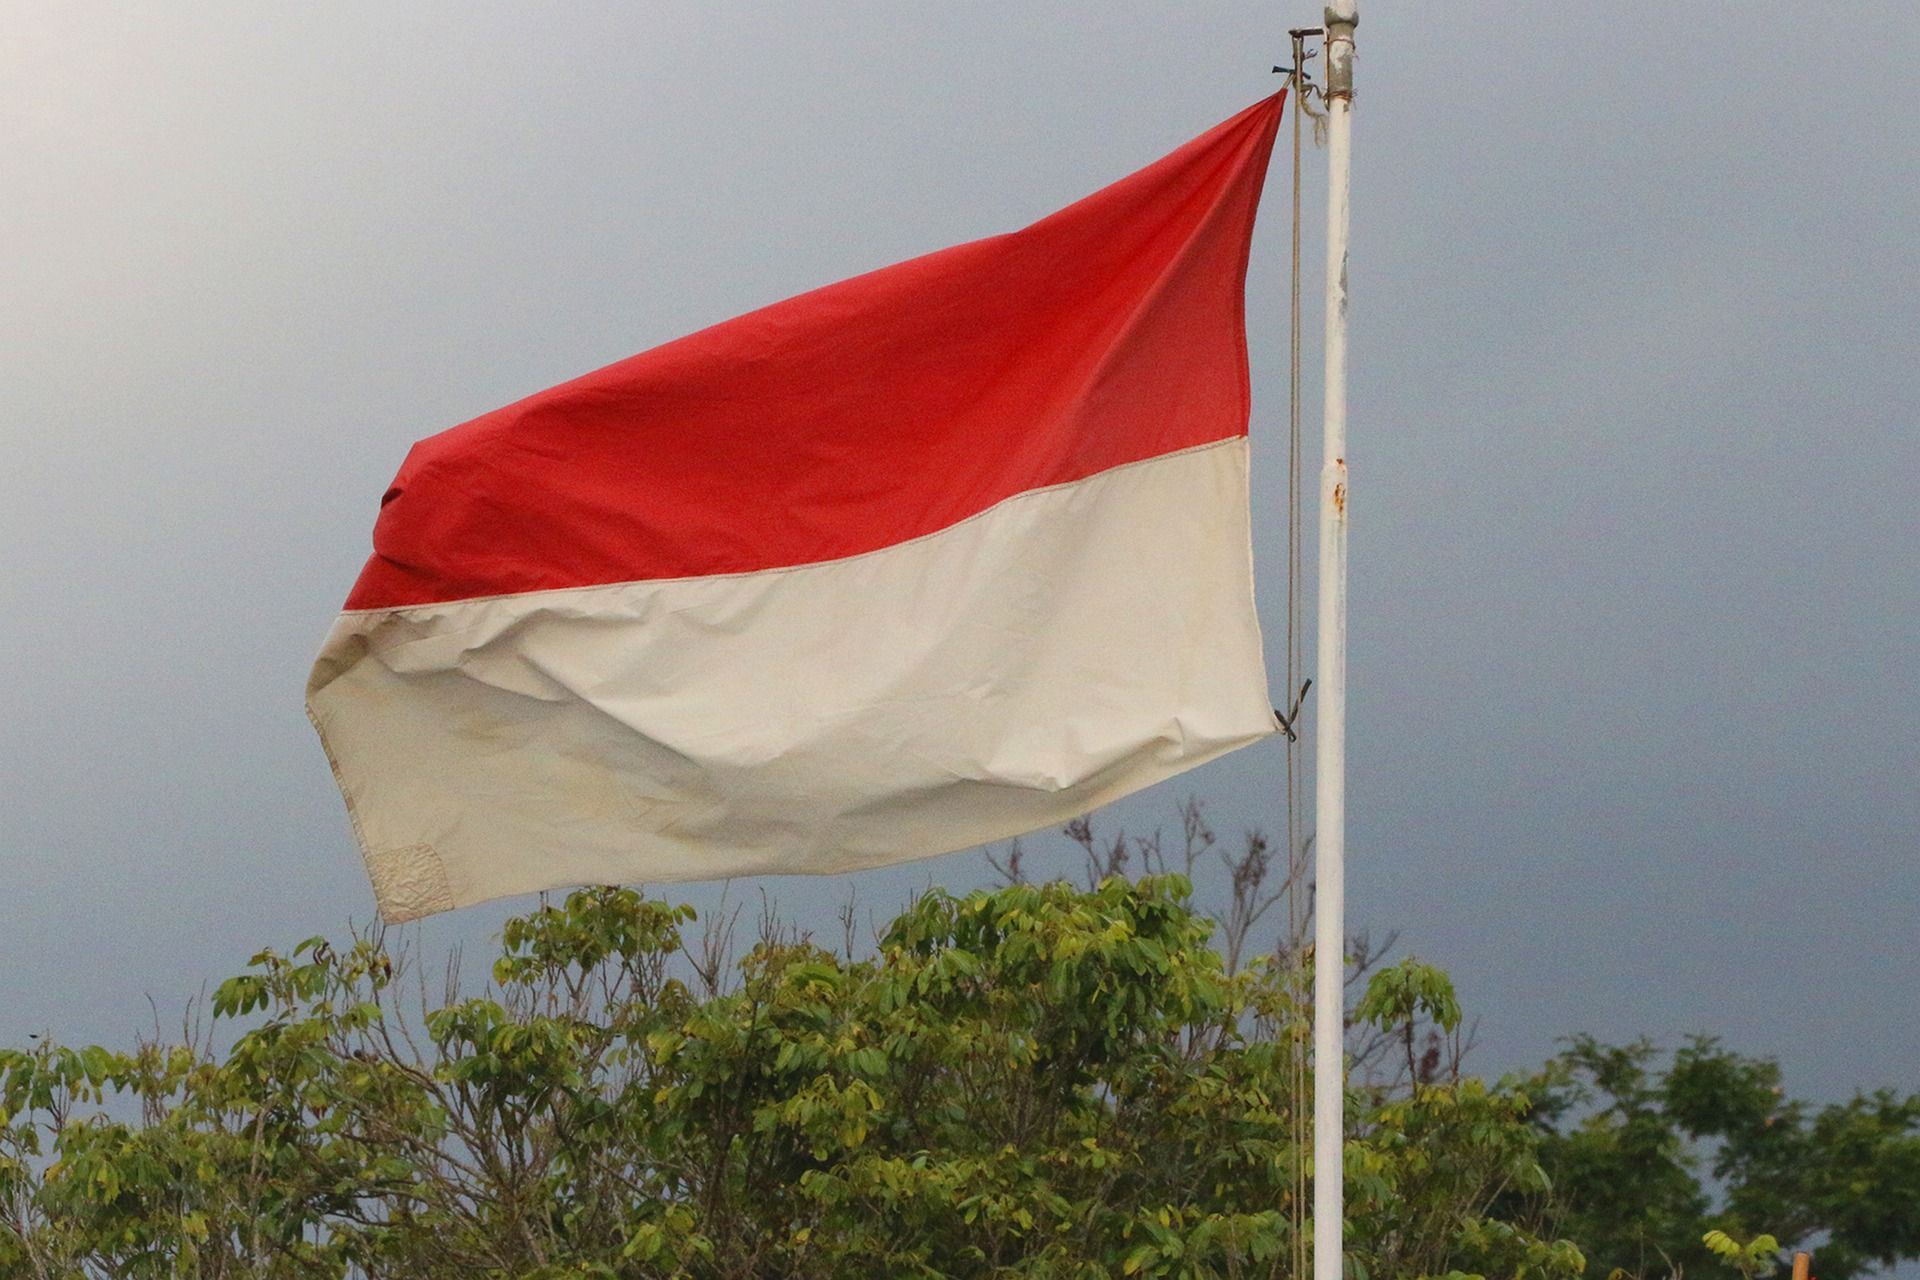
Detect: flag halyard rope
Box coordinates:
(1282, 28, 1323, 1280)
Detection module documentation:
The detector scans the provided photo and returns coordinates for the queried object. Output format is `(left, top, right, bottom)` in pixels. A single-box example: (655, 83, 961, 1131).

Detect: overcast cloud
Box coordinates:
(2, 1, 1916, 1114)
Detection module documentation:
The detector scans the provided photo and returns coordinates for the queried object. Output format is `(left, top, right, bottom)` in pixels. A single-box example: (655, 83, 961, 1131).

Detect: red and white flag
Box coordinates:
(310, 95, 1285, 921)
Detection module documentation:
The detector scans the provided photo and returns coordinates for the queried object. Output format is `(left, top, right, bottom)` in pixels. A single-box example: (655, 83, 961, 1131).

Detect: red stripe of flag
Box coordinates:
(346, 93, 1283, 610)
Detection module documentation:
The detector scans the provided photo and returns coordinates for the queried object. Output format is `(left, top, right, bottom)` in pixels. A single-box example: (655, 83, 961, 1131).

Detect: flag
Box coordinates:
(309, 95, 1285, 922)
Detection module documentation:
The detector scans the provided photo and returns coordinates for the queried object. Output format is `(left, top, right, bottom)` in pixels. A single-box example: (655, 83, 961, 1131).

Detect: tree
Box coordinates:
(1526, 1035, 1920, 1280)
(0, 877, 1580, 1279)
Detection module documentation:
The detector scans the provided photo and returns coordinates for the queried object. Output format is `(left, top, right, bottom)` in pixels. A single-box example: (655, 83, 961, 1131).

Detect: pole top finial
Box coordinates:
(1325, 0, 1357, 28)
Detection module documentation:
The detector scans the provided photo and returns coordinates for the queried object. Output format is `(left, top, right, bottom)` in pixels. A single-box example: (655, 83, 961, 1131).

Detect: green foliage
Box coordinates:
(1527, 1035, 1920, 1280)
(0, 878, 1577, 1279)
(1703, 1229, 1780, 1280)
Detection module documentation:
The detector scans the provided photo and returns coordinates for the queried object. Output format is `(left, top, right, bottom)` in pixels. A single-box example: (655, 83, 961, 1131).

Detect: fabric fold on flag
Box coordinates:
(310, 94, 1286, 922)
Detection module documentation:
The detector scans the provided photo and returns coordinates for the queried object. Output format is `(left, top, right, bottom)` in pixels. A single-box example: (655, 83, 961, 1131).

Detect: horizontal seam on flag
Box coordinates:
(335, 436, 1247, 619)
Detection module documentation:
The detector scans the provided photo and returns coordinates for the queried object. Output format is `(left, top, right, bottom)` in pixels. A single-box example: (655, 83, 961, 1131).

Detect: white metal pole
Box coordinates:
(1313, 6, 1355, 1280)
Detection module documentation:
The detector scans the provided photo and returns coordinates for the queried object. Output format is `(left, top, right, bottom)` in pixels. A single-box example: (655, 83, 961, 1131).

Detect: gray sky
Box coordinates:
(2, 0, 1916, 1118)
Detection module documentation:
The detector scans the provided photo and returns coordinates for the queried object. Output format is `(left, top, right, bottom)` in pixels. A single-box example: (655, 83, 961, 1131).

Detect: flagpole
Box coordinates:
(1313, 6, 1355, 1280)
